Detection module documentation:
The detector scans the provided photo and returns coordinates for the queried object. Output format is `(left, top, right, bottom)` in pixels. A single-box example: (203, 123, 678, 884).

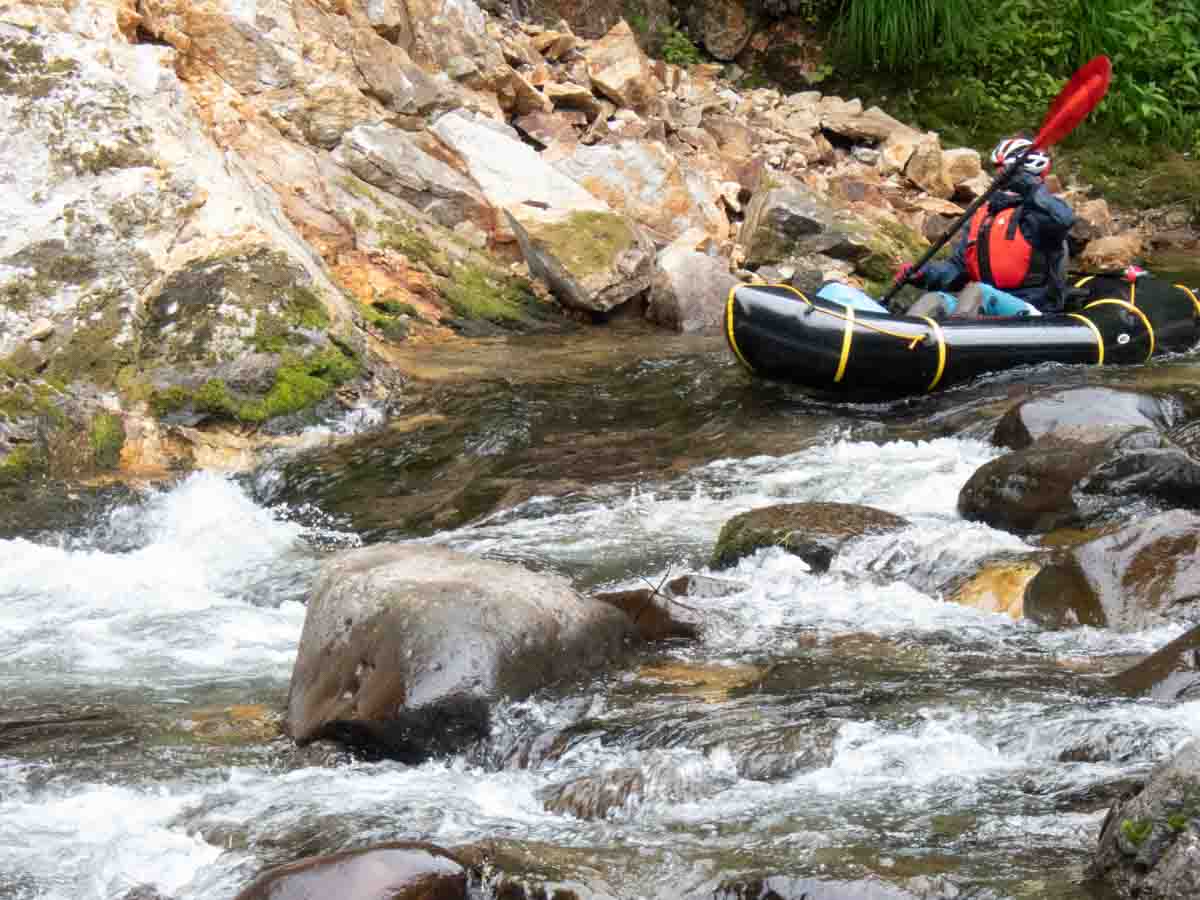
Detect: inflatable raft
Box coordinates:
(725, 274, 1200, 399)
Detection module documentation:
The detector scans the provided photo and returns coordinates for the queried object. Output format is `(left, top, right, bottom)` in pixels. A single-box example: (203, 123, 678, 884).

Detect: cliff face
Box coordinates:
(0, 0, 1126, 481)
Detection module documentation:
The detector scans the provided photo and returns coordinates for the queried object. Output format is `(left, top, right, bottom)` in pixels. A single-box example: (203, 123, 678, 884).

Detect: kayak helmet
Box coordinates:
(990, 136, 1051, 177)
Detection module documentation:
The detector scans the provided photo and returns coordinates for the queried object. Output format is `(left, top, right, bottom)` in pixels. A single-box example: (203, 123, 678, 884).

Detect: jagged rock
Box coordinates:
(496, 66, 555, 116)
(1110, 624, 1200, 700)
(585, 20, 658, 111)
(702, 113, 756, 158)
(701, 0, 756, 61)
(714, 876, 928, 900)
(592, 585, 703, 641)
(543, 81, 604, 120)
(1071, 197, 1117, 242)
(332, 124, 492, 231)
(1080, 233, 1145, 269)
(1079, 446, 1200, 509)
(542, 768, 645, 819)
(27, 318, 55, 342)
(286, 544, 634, 760)
(513, 111, 581, 147)
(821, 105, 909, 143)
(739, 174, 841, 267)
(1091, 740, 1200, 899)
(550, 139, 729, 242)
(941, 147, 982, 191)
(958, 445, 1111, 535)
(710, 502, 909, 571)
(233, 843, 467, 900)
(877, 128, 923, 177)
(904, 132, 954, 199)
(532, 30, 577, 60)
(646, 245, 737, 334)
(404, 0, 506, 76)
(993, 388, 1176, 450)
(1024, 510, 1200, 631)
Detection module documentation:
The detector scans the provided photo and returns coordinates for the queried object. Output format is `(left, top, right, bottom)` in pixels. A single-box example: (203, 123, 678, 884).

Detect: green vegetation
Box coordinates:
(88, 412, 125, 469)
(660, 21, 704, 68)
(834, 0, 972, 73)
(1121, 818, 1154, 848)
(444, 264, 541, 322)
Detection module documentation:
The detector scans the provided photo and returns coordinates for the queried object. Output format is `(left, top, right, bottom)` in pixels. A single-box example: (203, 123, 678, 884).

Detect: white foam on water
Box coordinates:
(0, 472, 336, 689)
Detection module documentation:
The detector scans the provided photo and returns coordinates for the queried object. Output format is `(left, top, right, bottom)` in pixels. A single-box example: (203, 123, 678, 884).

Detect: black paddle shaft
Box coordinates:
(880, 148, 1032, 308)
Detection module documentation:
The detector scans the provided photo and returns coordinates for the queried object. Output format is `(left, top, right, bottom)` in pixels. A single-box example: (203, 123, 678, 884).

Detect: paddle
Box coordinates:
(881, 54, 1113, 309)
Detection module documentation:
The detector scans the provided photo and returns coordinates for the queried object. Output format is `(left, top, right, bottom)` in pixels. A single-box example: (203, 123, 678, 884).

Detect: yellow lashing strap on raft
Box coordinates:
(1083, 298, 1155, 361)
(1074, 275, 1096, 288)
(915, 315, 947, 392)
(1067, 313, 1105, 365)
(834, 306, 854, 382)
(725, 285, 754, 372)
(1177, 284, 1200, 317)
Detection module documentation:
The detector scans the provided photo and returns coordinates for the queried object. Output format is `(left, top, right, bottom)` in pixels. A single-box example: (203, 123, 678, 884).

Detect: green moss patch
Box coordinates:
(0, 35, 78, 101)
(45, 288, 135, 387)
(377, 220, 449, 273)
(443, 264, 542, 323)
(531, 211, 635, 281)
(89, 412, 125, 469)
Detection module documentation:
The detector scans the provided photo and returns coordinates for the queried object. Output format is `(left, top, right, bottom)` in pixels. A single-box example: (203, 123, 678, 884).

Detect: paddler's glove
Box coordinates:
(894, 262, 926, 287)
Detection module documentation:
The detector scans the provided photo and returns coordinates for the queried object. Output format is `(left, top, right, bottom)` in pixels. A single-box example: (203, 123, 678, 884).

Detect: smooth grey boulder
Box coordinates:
(286, 544, 635, 761)
(993, 387, 1177, 450)
(1111, 625, 1200, 701)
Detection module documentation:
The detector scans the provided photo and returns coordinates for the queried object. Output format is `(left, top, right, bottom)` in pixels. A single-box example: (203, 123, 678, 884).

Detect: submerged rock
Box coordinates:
(591, 585, 703, 641)
(233, 842, 467, 900)
(710, 501, 909, 572)
(947, 560, 1040, 620)
(1023, 510, 1200, 631)
(1091, 740, 1200, 900)
(714, 875, 928, 899)
(286, 544, 634, 761)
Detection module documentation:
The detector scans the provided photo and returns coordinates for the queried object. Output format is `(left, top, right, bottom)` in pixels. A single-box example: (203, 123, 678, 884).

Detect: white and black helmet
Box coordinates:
(990, 136, 1052, 176)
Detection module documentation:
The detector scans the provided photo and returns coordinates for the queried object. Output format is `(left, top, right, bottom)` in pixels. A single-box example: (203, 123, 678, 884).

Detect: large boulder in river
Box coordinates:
(1110, 625, 1200, 701)
(234, 842, 467, 900)
(957, 445, 1111, 535)
(1091, 740, 1200, 900)
(1023, 510, 1200, 631)
(286, 544, 635, 760)
(710, 502, 909, 572)
(993, 388, 1177, 450)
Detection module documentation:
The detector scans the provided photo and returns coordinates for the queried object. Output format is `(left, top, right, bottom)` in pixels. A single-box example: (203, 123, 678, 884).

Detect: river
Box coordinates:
(4, 307, 1200, 899)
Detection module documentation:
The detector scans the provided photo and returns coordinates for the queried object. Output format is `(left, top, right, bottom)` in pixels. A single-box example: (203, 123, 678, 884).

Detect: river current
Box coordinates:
(4, 324, 1200, 899)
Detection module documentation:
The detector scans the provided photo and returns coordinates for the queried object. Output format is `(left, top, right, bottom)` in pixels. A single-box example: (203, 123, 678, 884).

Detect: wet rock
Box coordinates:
(177, 703, 283, 745)
(591, 585, 702, 641)
(1079, 446, 1200, 509)
(452, 839, 624, 900)
(637, 661, 767, 703)
(701, 0, 756, 60)
(332, 124, 492, 231)
(0, 704, 128, 754)
(1023, 510, 1200, 631)
(120, 886, 171, 900)
(233, 842, 467, 900)
(1091, 740, 1200, 900)
(947, 561, 1040, 620)
(646, 246, 738, 334)
(541, 767, 645, 819)
(710, 502, 909, 572)
(665, 573, 748, 599)
(286, 544, 635, 761)
(1110, 625, 1200, 701)
(993, 388, 1175, 450)
(957, 445, 1110, 535)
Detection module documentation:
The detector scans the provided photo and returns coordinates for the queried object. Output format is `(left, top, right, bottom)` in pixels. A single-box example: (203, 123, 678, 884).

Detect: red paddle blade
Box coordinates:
(1034, 55, 1112, 149)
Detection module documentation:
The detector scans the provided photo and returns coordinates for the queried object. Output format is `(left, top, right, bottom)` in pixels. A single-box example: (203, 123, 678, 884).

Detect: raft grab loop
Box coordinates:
(1067, 313, 1105, 365)
(1083, 298, 1155, 361)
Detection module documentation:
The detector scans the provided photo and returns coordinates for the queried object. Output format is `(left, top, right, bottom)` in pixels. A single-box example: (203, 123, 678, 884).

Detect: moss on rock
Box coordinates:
(530, 211, 636, 281)
(89, 411, 125, 469)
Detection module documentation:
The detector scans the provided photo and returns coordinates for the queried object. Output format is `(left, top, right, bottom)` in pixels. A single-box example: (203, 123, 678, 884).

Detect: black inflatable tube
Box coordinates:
(725, 280, 1200, 400)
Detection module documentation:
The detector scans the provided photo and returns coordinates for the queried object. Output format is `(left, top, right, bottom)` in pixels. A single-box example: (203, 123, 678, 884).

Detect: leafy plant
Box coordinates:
(659, 21, 703, 68)
(1121, 818, 1154, 848)
(833, 0, 974, 72)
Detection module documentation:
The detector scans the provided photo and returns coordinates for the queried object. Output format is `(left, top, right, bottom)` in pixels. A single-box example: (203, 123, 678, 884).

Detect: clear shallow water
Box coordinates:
(5, 340, 1200, 899)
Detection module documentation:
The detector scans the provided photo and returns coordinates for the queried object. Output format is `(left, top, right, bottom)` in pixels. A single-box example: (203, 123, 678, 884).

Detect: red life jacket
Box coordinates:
(963, 204, 1049, 291)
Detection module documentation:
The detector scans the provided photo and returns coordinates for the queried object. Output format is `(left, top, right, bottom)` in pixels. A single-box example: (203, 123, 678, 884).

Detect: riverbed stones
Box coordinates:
(591, 586, 702, 641)
(1023, 510, 1200, 631)
(710, 501, 909, 572)
(948, 560, 1040, 620)
(285, 544, 635, 760)
(739, 175, 841, 267)
(993, 388, 1176, 450)
(233, 842, 467, 900)
(1091, 740, 1200, 900)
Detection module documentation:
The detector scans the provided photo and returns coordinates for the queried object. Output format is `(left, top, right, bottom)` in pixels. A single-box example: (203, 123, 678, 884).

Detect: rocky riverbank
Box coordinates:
(1, 0, 1159, 489)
